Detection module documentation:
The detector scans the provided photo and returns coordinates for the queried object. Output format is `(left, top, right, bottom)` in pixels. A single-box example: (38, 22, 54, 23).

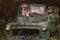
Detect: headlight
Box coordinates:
(6, 23, 12, 30)
(42, 25, 48, 31)
(39, 21, 48, 31)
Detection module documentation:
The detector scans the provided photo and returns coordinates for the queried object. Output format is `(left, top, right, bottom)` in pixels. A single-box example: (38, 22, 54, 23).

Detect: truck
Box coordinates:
(6, 4, 49, 40)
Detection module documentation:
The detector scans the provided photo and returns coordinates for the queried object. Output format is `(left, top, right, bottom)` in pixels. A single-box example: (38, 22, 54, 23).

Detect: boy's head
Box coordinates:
(21, 3, 29, 10)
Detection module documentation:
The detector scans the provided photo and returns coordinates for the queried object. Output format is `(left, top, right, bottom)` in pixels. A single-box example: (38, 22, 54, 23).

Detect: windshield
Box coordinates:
(30, 4, 45, 15)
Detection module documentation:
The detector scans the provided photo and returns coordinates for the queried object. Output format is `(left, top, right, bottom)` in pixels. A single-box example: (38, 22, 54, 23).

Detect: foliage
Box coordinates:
(50, 37, 57, 40)
(50, 24, 60, 40)
(0, 0, 18, 40)
(55, 24, 60, 35)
